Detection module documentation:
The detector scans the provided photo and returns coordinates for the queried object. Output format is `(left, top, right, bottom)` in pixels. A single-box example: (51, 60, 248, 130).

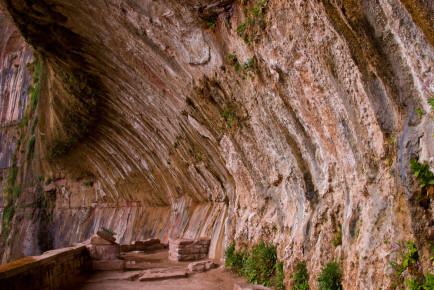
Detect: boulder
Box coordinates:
(188, 260, 215, 272)
(96, 230, 117, 243)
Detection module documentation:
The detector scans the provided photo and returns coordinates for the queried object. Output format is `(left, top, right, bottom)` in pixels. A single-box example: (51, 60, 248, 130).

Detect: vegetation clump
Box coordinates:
(410, 159, 434, 188)
(317, 262, 343, 290)
(1, 155, 19, 238)
(291, 261, 310, 289)
(332, 227, 342, 248)
(389, 241, 434, 288)
(236, 0, 269, 44)
(49, 72, 97, 159)
(274, 261, 285, 290)
(224, 242, 283, 288)
(221, 110, 235, 129)
(83, 180, 94, 187)
(27, 136, 36, 161)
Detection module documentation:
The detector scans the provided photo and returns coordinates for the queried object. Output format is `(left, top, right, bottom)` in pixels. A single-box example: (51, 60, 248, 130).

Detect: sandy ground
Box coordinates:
(69, 248, 247, 290)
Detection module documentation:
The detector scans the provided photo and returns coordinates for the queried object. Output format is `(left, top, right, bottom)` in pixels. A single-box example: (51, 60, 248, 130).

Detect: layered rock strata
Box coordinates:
(0, 0, 432, 288)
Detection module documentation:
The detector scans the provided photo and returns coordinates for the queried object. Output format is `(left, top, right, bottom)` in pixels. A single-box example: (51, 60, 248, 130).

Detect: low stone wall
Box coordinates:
(0, 242, 89, 290)
(168, 238, 210, 261)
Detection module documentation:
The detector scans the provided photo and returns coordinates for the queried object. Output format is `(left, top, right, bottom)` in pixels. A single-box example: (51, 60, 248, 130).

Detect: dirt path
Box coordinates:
(70, 248, 247, 290)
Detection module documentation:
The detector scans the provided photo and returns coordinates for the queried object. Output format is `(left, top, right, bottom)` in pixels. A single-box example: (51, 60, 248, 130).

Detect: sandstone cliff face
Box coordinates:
(0, 11, 33, 170)
(0, 0, 433, 288)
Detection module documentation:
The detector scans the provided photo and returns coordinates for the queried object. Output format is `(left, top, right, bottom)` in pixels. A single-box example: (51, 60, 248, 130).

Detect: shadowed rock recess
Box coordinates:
(0, 0, 433, 288)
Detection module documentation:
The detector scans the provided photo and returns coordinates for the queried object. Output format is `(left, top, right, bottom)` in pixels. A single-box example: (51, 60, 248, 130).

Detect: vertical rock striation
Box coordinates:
(0, 0, 432, 288)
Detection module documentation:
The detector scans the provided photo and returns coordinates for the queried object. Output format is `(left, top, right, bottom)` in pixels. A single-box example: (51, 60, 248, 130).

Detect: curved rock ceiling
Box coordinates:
(0, 0, 433, 287)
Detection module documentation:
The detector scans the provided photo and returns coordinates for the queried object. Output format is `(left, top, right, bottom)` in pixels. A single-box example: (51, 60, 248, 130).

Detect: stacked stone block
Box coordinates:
(168, 238, 210, 261)
(85, 231, 125, 270)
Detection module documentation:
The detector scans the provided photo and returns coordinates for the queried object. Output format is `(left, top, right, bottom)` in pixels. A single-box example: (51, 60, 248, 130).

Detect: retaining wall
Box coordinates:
(0, 242, 89, 290)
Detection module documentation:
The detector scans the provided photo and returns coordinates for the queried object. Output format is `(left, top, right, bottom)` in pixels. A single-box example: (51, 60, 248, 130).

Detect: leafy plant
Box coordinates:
(429, 98, 434, 110)
(409, 159, 434, 187)
(423, 273, 434, 289)
(236, 23, 247, 35)
(243, 242, 277, 287)
(274, 261, 285, 290)
(415, 108, 424, 116)
(207, 21, 216, 29)
(317, 262, 342, 290)
(243, 58, 256, 71)
(222, 110, 235, 128)
(332, 227, 342, 248)
(225, 243, 247, 274)
(389, 241, 422, 288)
(406, 277, 421, 290)
(291, 261, 310, 289)
(12, 185, 20, 199)
(225, 242, 281, 288)
(405, 273, 434, 290)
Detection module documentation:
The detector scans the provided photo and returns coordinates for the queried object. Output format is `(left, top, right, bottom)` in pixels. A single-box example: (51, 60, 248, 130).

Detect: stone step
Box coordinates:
(138, 270, 188, 281)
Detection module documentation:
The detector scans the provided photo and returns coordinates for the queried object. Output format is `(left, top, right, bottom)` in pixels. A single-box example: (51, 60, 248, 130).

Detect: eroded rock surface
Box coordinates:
(0, 0, 433, 288)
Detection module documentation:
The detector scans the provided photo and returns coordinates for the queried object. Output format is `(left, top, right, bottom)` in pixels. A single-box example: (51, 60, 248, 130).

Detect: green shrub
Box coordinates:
(423, 273, 434, 289)
(225, 242, 281, 288)
(429, 98, 434, 110)
(236, 23, 247, 35)
(405, 273, 434, 290)
(291, 261, 310, 289)
(410, 159, 434, 187)
(225, 243, 247, 274)
(317, 262, 342, 290)
(1, 203, 15, 236)
(222, 110, 235, 128)
(242, 242, 277, 287)
(242, 58, 256, 71)
(274, 261, 285, 290)
(12, 185, 20, 199)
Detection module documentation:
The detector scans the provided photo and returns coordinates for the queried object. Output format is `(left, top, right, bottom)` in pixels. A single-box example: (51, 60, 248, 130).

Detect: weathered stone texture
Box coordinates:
(0, 0, 433, 288)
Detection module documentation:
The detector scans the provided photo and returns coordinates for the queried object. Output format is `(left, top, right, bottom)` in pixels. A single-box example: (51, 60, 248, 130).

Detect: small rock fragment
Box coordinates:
(96, 230, 116, 243)
(188, 260, 214, 272)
